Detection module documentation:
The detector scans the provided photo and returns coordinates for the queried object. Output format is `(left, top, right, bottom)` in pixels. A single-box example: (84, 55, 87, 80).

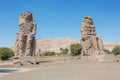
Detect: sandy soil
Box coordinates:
(0, 57, 120, 80)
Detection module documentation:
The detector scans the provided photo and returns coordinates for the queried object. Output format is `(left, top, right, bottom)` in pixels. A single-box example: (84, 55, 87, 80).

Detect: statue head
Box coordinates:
(82, 16, 94, 25)
(20, 11, 34, 24)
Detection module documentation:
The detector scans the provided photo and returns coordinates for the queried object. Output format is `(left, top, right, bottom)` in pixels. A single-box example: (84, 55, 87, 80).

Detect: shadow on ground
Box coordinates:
(0, 68, 19, 73)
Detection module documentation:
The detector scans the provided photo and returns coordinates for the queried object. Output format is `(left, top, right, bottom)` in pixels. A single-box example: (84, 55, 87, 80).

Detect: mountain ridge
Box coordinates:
(11, 37, 120, 53)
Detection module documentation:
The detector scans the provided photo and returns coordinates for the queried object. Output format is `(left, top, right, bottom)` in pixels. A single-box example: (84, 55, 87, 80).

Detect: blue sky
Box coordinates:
(0, 0, 120, 47)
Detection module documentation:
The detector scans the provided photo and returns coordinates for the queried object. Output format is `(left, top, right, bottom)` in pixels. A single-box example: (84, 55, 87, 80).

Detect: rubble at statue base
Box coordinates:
(14, 11, 39, 65)
(80, 16, 104, 56)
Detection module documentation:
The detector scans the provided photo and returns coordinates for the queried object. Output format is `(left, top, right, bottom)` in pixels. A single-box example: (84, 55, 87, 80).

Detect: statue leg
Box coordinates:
(31, 36, 36, 56)
(25, 35, 33, 56)
(19, 35, 26, 55)
(18, 34, 26, 64)
(14, 35, 19, 57)
(97, 36, 103, 50)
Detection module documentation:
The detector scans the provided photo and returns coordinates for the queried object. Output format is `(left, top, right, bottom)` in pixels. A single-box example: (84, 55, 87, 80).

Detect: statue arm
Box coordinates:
(31, 22, 36, 35)
(17, 31, 23, 35)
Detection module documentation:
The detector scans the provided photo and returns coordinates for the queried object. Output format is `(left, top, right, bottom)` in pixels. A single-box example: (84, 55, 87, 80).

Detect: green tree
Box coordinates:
(70, 43, 82, 56)
(103, 49, 111, 54)
(42, 51, 56, 56)
(60, 48, 69, 54)
(0, 47, 14, 60)
(112, 46, 120, 55)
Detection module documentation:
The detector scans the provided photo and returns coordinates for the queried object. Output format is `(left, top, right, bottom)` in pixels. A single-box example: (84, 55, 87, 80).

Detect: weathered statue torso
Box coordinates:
(81, 16, 96, 38)
(19, 12, 36, 35)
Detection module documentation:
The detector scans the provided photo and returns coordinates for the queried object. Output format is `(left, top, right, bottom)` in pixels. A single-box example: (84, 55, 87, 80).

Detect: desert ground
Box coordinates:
(0, 56, 120, 80)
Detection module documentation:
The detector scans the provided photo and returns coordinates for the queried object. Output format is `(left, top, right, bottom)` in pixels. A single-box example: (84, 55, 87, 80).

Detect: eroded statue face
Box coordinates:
(83, 16, 93, 25)
(21, 11, 33, 22)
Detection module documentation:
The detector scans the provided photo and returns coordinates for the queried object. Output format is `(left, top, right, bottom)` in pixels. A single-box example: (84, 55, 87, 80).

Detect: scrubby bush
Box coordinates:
(70, 43, 82, 56)
(42, 51, 56, 56)
(103, 49, 111, 54)
(112, 46, 120, 55)
(0, 47, 14, 60)
(60, 48, 69, 54)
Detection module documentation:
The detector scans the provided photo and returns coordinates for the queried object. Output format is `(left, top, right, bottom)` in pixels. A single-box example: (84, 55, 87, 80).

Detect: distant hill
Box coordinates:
(104, 42, 120, 51)
(36, 38, 120, 52)
(36, 37, 80, 53)
(11, 37, 120, 53)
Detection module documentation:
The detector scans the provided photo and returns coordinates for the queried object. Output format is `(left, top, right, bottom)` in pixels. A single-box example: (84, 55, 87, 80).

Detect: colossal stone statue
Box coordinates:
(14, 11, 36, 63)
(80, 16, 104, 56)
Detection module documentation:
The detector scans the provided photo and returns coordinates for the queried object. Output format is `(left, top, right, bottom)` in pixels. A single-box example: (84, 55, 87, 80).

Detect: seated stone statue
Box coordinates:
(15, 11, 36, 58)
(80, 16, 104, 56)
